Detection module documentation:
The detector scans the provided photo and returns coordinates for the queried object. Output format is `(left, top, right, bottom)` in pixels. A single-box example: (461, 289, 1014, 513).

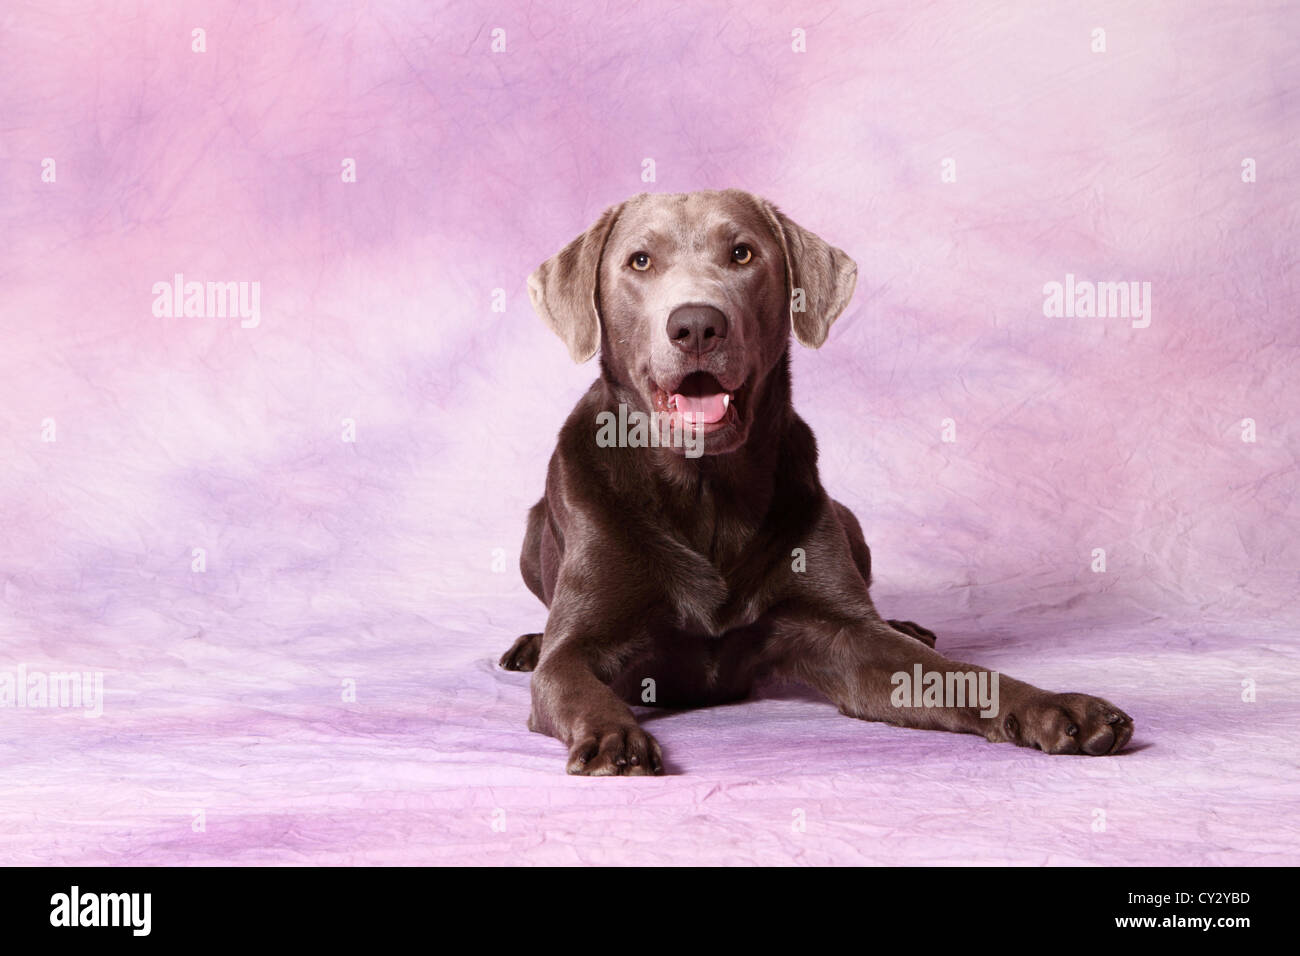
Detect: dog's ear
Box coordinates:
(527, 203, 624, 363)
(761, 202, 858, 349)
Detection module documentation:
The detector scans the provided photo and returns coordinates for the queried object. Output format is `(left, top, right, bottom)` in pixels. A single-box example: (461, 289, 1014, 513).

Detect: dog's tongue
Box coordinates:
(672, 390, 728, 424)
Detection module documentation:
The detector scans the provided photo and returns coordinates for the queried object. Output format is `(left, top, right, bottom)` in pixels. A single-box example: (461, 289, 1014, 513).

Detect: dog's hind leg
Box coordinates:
(831, 499, 873, 586)
(832, 499, 938, 648)
(886, 619, 937, 648)
(501, 500, 552, 671)
(519, 499, 547, 603)
(500, 632, 542, 672)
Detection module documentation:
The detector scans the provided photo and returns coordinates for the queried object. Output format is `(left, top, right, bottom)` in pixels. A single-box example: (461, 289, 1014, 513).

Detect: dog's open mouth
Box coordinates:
(652, 371, 739, 430)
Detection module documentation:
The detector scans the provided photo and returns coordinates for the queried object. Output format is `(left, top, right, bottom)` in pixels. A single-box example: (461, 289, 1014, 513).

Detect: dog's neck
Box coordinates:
(602, 352, 820, 564)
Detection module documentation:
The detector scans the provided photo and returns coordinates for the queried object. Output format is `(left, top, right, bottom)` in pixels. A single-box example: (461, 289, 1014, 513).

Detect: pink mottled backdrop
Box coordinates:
(1, 1, 1297, 865)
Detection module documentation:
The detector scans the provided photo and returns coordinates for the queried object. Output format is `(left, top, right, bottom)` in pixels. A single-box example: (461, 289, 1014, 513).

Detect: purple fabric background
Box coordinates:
(2, 1, 1297, 864)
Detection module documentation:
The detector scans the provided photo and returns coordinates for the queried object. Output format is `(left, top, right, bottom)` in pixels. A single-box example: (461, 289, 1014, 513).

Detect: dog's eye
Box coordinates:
(732, 244, 753, 265)
(630, 252, 652, 271)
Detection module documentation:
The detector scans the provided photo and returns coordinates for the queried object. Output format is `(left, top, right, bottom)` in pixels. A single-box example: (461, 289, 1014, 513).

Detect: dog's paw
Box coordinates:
(566, 723, 664, 776)
(888, 619, 937, 648)
(499, 632, 542, 672)
(998, 692, 1133, 755)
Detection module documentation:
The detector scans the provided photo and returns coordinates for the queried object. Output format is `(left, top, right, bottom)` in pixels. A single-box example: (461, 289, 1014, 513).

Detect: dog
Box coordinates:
(501, 189, 1133, 775)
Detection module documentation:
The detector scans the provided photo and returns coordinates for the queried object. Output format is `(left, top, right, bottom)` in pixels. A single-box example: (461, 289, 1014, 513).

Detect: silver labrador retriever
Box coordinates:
(501, 189, 1133, 775)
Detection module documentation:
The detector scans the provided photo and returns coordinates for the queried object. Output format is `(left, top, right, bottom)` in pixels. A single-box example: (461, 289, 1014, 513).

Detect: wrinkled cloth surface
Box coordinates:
(1, 1, 1297, 865)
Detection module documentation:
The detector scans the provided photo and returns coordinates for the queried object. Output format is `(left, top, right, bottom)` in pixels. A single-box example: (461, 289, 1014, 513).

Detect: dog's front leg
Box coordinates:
(772, 610, 1134, 756)
(528, 600, 664, 776)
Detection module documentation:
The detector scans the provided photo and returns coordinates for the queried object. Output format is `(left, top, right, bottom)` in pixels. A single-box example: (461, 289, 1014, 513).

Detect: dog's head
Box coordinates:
(528, 189, 857, 455)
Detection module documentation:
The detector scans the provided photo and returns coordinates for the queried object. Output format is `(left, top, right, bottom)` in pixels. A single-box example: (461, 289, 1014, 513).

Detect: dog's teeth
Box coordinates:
(722, 394, 731, 409)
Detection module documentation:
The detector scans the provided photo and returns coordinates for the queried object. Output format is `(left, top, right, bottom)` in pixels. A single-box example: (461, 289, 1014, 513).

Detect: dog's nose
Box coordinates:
(666, 305, 728, 355)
